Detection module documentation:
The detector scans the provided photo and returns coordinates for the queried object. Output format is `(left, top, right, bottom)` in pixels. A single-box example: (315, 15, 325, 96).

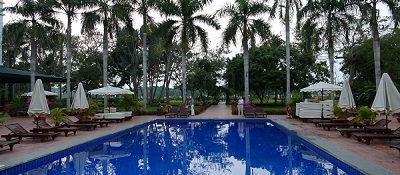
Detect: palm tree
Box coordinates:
(352, 0, 398, 89)
(270, 0, 302, 104)
(157, 0, 220, 103)
(133, 0, 157, 111)
(53, 0, 93, 111)
(298, 0, 355, 99)
(4, 0, 60, 91)
(216, 0, 271, 103)
(81, 0, 132, 108)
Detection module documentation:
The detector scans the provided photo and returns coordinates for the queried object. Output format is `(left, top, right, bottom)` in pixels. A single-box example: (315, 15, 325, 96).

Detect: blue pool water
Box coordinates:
(1, 119, 362, 175)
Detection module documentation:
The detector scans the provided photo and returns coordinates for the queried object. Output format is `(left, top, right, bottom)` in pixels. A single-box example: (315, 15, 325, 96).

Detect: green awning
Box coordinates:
(0, 66, 67, 83)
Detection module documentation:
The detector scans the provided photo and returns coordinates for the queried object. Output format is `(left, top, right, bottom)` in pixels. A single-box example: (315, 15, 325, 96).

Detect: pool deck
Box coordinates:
(0, 102, 399, 174)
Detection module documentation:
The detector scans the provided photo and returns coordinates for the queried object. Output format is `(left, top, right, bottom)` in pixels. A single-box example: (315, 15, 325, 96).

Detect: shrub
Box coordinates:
(355, 106, 376, 125)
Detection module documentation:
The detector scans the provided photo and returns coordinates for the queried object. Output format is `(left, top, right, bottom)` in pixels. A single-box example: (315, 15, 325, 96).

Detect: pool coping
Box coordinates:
(0, 118, 397, 175)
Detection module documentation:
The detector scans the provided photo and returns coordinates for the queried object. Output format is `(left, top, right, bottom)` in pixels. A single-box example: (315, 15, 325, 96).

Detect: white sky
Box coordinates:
(1, 0, 393, 84)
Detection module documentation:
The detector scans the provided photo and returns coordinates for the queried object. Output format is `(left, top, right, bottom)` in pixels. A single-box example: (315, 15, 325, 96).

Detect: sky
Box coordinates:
(1, 0, 393, 84)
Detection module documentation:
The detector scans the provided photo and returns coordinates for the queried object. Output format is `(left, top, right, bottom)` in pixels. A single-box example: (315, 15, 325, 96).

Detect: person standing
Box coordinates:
(190, 96, 195, 116)
(237, 96, 244, 116)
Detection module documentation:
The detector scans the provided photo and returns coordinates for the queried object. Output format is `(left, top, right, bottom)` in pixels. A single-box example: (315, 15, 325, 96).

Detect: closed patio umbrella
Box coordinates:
(371, 73, 400, 128)
(338, 79, 356, 110)
(27, 79, 50, 127)
(71, 83, 89, 110)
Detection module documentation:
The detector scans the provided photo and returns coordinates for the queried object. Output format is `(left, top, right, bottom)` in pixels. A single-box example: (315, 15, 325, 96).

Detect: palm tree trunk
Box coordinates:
(285, 0, 291, 104)
(30, 38, 37, 91)
(328, 18, 335, 100)
(242, 24, 250, 103)
(103, 19, 109, 109)
(181, 50, 187, 102)
(371, 9, 381, 88)
(66, 16, 72, 111)
(142, 33, 148, 111)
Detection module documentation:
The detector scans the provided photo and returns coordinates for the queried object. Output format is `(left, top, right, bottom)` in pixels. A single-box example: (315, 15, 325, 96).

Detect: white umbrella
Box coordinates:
(28, 79, 50, 119)
(371, 73, 400, 127)
(22, 90, 57, 96)
(88, 86, 133, 95)
(338, 79, 356, 110)
(71, 83, 89, 110)
(300, 82, 342, 101)
(300, 82, 342, 92)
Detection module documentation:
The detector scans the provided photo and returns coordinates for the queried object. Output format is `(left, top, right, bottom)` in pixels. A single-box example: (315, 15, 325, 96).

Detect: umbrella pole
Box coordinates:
(386, 114, 388, 128)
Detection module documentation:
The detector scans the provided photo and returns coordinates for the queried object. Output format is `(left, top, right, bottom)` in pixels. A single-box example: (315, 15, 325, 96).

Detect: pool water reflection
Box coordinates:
(19, 121, 356, 175)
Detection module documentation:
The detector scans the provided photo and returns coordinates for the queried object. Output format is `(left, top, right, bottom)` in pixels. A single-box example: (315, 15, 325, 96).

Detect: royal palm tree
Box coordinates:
(299, 0, 355, 99)
(157, 0, 220, 103)
(216, 0, 271, 103)
(270, 0, 302, 104)
(53, 0, 94, 111)
(4, 0, 60, 91)
(81, 0, 132, 108)
(352, 0, 398, 89)
(132, 0, 157, 111)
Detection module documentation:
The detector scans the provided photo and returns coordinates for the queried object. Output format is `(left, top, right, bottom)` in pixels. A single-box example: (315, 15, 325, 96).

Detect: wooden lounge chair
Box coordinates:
(310, 114, 353, 126)
(74, 116, 110, 127)
(0, 139, 20, 151)
(335, 119, 391, 137)
(178, 108, 190, 118)
(244, 107, 256, 118)
(320, 118, 360, 131)
(31, 120, 79, 136)
(1, 123, 59, 142)
(254, 107, 267, 118)
(165, 108, 179, 118)
(62, 118, 97, 131)
(352, 127, 400, 145)
(389, 144, 400, 153)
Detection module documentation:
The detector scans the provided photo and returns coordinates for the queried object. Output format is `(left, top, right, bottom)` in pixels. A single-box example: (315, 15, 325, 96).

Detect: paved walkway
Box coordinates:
(0, 103, 399, 174)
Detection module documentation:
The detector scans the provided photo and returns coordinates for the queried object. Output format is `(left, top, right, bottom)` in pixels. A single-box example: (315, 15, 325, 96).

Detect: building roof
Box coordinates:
(0, 66, 67, 83)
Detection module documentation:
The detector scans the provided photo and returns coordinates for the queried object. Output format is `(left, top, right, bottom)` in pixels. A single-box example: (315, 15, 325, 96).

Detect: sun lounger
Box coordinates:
(31, 120, 79, 136)
(74, 116, 110, 127)
(390, 144, 400, 153)
(1, 123, 59, 142)
(335, 119, 391, 137)
(178, 108, 189, 118)
(310, 113, 353, 126)
(320, 118, 361, 131)
(244, 107, 256, 118)
(93, 113, 125, 123)
(165, 108, 179, 118)
(125, 111, 134, 121)
(352, 127, 400, 145)
(0, 139, 19, 151)
(62, 118, 97, 131)
(254, 107, 267, 118)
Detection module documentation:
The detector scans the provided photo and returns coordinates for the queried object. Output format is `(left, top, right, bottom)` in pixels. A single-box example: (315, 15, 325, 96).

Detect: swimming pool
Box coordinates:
(0, 119, 387, 174)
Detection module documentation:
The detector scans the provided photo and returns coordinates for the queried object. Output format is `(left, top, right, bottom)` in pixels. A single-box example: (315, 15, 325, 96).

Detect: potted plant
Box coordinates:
(355, 106, 376, 125)
(78, 98, 98, 120)
(48, 108, 68, 126)
(332, 105, 352, 119)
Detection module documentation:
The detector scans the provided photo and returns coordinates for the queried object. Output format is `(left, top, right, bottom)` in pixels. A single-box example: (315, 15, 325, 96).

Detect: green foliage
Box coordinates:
(333, 105, 347, 118)
(81, 98, 98, 117)
(48, 108, 68, 125)
(117, 94, 142, 113)
(289, 94, 304, 113)
(8, 97, 28, 114)
(355, 106, 376, 125)
(0, 113, 11, 126)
